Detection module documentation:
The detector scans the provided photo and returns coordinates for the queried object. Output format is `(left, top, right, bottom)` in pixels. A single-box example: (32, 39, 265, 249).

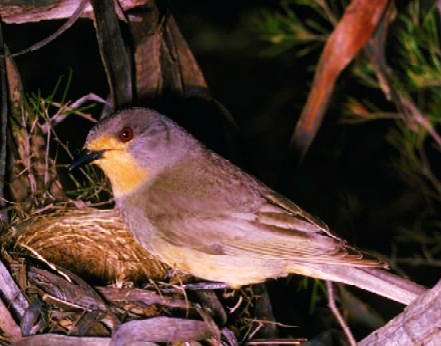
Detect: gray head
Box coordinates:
(71, 107, 197, 197)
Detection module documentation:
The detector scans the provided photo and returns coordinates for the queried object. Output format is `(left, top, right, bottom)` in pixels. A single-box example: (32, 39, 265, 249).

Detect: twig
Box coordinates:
(20, 111, 37, 195)
(366, 4, 441, 148)
(8, 0, 89, 58)
(326, 281, 356, 346)
(403, 98, 441, 148)
(241, 319, 296, 329)
(48, 93, 107, 128)
(228, 295, 243, 313)
(44, 124, 51, 188)
(42, 294, 94, 312)
(246, 322, 264, 342)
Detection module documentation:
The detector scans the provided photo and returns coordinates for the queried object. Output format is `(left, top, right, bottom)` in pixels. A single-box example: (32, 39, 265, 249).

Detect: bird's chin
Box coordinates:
(96, 158, 150, 198)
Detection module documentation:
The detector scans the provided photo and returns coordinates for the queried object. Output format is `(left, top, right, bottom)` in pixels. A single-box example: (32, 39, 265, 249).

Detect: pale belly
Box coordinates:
(121, 207, 314, 286)
(153, 237, 289, 286)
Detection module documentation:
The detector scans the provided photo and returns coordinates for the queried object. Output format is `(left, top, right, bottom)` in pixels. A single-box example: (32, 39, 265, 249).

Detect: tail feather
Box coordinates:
(289, 264, 426, 305)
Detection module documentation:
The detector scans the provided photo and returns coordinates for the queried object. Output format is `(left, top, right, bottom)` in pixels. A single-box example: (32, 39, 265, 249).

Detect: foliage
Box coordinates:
(253, 0, 441, 278)
(9, 74, 110, 215)
(252, 0, 345, 56)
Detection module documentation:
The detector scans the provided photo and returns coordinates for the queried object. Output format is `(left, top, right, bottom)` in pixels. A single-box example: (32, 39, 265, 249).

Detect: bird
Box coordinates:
(70, 107, 425, 305)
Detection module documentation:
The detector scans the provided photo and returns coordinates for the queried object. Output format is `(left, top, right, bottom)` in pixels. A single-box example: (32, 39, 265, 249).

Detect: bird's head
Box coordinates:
(70, 108, 194, 197)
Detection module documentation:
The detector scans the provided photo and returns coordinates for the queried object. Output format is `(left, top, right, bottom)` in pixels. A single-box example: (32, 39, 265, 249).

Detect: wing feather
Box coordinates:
(143, 153, 381, 267)
(151, 190, 378, 266)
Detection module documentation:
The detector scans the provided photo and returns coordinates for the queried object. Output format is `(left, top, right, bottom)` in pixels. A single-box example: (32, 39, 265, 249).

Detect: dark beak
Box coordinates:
(69, 149, 104, 171)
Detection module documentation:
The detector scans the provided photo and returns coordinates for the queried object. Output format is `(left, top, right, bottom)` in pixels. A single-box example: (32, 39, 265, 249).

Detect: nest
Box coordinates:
(4, 208, 167, 284)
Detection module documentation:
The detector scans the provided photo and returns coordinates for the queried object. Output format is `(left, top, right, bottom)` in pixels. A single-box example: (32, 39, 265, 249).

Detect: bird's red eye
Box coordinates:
(118, 127, 134, 142)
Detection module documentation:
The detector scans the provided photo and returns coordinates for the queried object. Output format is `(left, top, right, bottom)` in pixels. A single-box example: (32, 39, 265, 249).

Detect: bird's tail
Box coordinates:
(289, 263, 426, 305)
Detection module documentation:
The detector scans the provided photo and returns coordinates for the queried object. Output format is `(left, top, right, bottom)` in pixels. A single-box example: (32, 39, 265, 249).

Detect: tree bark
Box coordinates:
(360, 279, 441, 345)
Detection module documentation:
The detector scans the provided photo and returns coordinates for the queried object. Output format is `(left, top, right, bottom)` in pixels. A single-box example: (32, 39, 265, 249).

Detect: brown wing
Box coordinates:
(234, 190, 381, 266)
(151, 188, 381, 267)
(143, 150, 381, 266)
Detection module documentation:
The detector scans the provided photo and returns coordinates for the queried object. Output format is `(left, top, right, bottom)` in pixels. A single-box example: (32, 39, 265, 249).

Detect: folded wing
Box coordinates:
(153, 189, 380, 267)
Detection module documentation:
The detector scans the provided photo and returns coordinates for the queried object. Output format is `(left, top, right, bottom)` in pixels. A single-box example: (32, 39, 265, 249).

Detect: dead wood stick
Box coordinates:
(194, 290, 227, 326)
(0, 259, 29, 320)
(360, 278, 441, 345)
(110, 317, 214, 344)
(9, 0, 89, 58)
(91, 0, 133, 108)
(96, 286, 189, 309)
(16, 334, 112, 346)
(28, 266, 107, 312)
(0, 0, 150, 24)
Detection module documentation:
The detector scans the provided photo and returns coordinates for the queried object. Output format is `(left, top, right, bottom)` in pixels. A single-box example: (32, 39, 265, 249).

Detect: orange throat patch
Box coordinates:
(87, 136, 149, 197)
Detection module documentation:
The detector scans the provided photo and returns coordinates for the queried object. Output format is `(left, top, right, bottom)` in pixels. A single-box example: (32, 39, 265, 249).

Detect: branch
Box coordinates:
(110, 317, 215, 344)
(9, 0, 89, 58)
(96, 286, 189, 310)
(0, 0, 150, 24)
(360, 278, 441, 345)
